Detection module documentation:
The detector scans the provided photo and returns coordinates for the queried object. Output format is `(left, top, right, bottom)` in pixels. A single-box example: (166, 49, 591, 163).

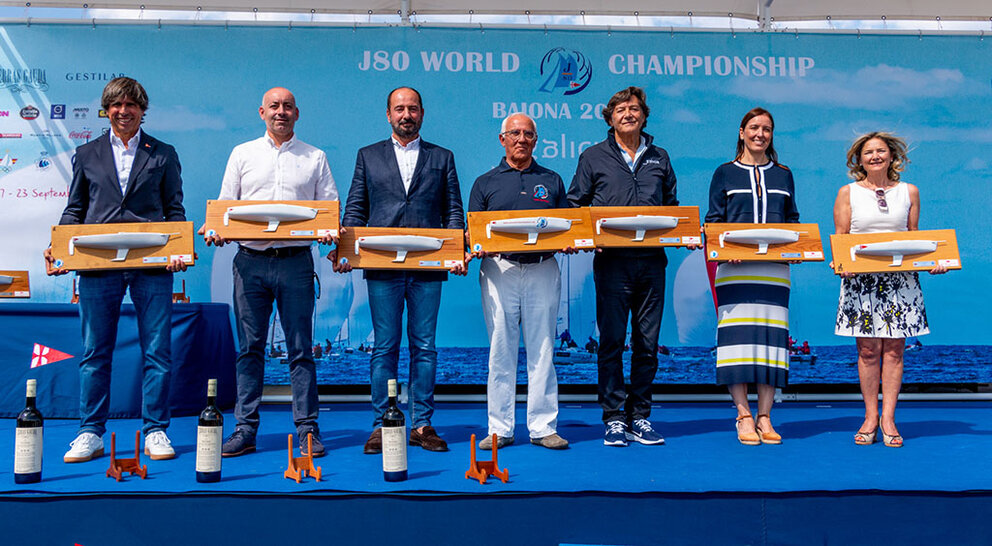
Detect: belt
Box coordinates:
(238, 245, 310, 258)
(500, 252, 554, 264)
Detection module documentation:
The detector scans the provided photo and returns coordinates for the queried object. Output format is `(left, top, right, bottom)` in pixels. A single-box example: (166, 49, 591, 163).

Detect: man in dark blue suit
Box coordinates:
(45, 77, 186, 463)
(336, 87, 465, 454)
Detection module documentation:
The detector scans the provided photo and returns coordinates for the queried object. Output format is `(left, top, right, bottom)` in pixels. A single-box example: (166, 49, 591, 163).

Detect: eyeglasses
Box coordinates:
(500, 129, 537, 141)
(875, 188, 888, 212)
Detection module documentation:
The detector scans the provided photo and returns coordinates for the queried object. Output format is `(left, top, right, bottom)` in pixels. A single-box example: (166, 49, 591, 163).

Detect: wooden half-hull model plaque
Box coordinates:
(203, 200, 340, 240)
(588, 206, 701, 248)
(338, 227, 465, 270)
(51, 221, 195, 271)
(830, 229, 960, 274)
(0, 270, 30, 298)
(704, 223, 824, 262)
(467, 208, 594, 254)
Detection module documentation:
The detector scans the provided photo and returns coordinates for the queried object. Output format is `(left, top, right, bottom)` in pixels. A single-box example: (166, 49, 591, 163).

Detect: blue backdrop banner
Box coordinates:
(0, 26, 989, 384)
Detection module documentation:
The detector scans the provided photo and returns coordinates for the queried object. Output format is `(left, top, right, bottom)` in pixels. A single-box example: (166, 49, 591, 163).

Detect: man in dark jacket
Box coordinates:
(568, 86, 677, 447)
(338, 87, 465, 454)
(45, 77, 186, 463)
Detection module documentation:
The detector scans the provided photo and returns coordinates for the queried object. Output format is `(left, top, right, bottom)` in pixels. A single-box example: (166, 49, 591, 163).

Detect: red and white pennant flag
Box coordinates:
(31, 343, 74, 368)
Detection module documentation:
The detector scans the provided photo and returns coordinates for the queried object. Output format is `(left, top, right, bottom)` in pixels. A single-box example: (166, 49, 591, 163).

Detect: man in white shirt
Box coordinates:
(201, 87, 337, 458)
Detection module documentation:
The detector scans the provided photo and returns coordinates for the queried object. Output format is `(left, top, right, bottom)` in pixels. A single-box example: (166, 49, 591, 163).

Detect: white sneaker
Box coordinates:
(64, 432, 104, 463)
(144, 430, 176, 461)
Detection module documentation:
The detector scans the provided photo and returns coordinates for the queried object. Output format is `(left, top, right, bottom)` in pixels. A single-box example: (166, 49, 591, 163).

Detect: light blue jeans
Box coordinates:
(367, 276, 442, 429)
(77, 270, 173, 436)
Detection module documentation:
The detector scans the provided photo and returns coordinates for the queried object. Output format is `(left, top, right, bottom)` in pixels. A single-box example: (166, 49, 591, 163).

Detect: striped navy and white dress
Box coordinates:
(706, 160, 799, 388)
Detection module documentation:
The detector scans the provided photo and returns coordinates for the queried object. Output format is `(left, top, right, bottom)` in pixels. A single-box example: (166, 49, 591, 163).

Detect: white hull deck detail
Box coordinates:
(356, 235, 446, 263)
(486, 217, 574, 244)
(224, 204, 319, 232)
(69, 232, 174, 261)
(595, 215, 680, 241)
(719, 228, 800, 255)
(851, 240, 940, 267)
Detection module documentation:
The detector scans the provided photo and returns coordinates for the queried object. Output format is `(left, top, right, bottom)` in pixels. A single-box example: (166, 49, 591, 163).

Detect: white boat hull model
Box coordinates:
(356, 235, 445, 263)
(850, 240, 940, 267)
(596, 215, 680, 242)
(719, 228, 800, 255)
(0, 275, 14, 285)
(224, 204, 319, 232)
(486, 216, 574, 244)
(69, 232, 174, 261)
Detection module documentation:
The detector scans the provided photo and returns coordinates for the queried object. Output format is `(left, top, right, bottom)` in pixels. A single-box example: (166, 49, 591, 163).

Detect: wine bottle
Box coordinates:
(14, 379, 43, 484)
(195, 378, 223, 483)
(381, 379, 407, 482)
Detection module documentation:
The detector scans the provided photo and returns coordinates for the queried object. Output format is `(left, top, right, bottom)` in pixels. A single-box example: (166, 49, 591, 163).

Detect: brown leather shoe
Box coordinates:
(364, 428, 382, 454)
(409, 425, 449, 452)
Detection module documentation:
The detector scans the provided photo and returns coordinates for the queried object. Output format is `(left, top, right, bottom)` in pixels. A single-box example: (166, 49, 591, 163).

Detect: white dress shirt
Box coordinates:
(391, 136, 420, 194)
(110, 128, 141, 194)
(218, 133, 338, 249)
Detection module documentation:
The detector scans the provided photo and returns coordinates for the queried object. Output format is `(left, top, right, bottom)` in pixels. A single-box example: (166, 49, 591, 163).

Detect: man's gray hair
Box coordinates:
(500, 113, 537, 134)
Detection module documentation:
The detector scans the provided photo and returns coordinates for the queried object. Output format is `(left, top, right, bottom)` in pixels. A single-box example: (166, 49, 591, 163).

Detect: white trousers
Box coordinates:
(479, 256, 560, 439)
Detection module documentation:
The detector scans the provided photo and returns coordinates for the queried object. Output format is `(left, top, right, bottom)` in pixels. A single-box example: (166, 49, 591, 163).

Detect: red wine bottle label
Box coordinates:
(14, 428, 42, 474)
(195, 426, 223, 473)
(381, 425, 407, 473)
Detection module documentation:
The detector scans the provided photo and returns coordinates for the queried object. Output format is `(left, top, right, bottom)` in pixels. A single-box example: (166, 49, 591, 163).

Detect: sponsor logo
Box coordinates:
(644, 159, 661, 165)
(35, 151, 52, 171)
(533, 184, 550, 203)
(72, 107, 89, 119)
(535, 217, 549, 229)
(0, 133, 21, 138)
(64, 71, 125, 82)
(30, 129, 62, 139)
(0, 67, 49, 92)
(98, 109, 108, 118)
(69, 128, 93, 142)
(0, 151, 17, 172)
(20, 105, 40, 120)
(0, 110, 8, 117)
(539, 47, 592, 96)
(50, 104, 66, 119)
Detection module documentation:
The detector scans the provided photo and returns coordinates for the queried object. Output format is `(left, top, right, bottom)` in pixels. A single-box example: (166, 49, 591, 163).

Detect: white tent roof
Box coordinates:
(3, 0, 989, 20)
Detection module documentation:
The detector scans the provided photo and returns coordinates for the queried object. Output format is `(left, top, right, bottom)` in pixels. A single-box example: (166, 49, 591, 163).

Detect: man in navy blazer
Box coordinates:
(337, 87, 465, 454)
(45, 77, 186, 464)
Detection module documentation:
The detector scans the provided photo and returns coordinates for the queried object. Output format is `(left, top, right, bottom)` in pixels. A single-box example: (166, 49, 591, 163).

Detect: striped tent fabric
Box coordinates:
(714, 262, 790, 387)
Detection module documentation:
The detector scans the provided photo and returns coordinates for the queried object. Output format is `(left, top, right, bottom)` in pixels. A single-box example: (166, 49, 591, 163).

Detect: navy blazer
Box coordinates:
(343, 138, 464, 281)
(59, 131, 185, 225)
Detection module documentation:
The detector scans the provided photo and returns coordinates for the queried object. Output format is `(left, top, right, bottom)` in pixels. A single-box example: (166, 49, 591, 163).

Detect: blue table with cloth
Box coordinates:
(0, 303, 236, 418)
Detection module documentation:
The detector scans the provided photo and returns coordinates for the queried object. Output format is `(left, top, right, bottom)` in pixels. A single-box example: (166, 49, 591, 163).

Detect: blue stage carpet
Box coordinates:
(3, 401, 992, 545)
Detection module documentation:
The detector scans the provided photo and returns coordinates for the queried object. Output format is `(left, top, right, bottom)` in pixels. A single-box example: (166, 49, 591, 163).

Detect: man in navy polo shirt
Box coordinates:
(468, 113, 570, 450)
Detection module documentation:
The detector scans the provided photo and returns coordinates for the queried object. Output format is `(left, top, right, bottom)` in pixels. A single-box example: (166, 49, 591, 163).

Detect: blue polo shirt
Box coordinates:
(469, 158, 570, 261)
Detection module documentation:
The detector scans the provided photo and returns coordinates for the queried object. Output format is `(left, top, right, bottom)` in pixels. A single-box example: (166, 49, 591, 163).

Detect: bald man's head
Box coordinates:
(259, 87, 299, 145)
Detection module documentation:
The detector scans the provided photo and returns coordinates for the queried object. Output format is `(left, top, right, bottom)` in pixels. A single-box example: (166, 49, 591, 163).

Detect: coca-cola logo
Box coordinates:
(20, 105, 40, 120)
(69, 130, 93, 141)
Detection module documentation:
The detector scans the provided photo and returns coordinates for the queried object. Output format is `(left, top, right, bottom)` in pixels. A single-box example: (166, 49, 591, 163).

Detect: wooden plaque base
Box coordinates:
(0, 270, 30, 298)
(51, 222, 195, 271)
(467, 208, 594, 254)
(588, 206, 701, 248)
(704, 223, 824, 262)
(830, 229, 960, 274)
(337, 227, 465, 270)
(203, 200, 340, 240)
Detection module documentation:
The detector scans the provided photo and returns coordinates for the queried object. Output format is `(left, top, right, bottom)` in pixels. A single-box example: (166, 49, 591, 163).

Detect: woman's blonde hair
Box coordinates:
(846, 131, 909, 181)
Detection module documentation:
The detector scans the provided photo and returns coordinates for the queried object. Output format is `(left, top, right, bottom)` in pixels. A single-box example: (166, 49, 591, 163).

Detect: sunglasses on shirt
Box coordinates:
(875, 188, 888, 212)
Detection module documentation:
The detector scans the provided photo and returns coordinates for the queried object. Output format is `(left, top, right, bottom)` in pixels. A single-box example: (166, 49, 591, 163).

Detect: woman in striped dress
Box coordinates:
(706, 107, 799, 445)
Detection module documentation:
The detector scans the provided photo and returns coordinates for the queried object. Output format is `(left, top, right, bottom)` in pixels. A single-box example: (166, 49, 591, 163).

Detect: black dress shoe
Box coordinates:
(364, 428, 382, 454)
(409, 425, 448, 452)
